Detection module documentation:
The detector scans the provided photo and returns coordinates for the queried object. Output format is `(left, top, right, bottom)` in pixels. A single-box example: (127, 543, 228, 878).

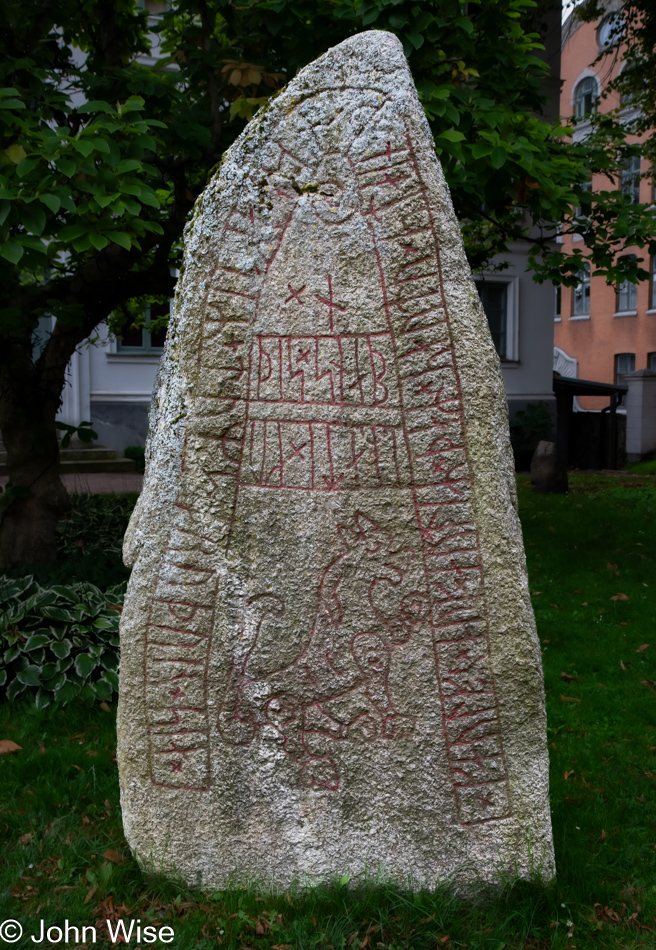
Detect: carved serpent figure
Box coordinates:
(218, 511, 429, 789)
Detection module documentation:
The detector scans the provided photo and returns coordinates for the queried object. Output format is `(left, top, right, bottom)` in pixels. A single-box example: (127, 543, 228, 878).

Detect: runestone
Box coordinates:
(118, 30, 555, 889)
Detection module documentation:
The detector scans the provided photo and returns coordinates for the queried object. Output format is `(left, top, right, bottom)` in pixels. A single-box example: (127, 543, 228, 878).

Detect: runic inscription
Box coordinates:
(142, 138, 511, 822)
(121, 30, 554, 891)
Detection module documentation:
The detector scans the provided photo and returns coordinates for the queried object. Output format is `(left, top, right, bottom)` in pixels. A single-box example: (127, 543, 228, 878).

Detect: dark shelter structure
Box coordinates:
(553, 374, 628, 471)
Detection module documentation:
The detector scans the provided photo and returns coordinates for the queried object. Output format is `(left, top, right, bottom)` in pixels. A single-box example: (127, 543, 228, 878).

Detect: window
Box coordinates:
(621, 156, 641, 204)
(648, 353, 656, 371)
(572, 264, 591, 316)
(650, 256, 656, 310)
(554, 284, 562, 321)
(598, 12, 623, 49)
(574, 179, 592, 221)
(574, 76, 598, 119)
(475, 278, 518, 361)
(616, 255, 638, 313)
(117, 300, 169, 353)
(615, 353, 635, 384)
(477, 282, 508, 358)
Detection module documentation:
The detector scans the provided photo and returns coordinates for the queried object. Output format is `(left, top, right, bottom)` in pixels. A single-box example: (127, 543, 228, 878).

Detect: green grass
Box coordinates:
(626, 458, 656, 477)
(1, 476, 655, 949)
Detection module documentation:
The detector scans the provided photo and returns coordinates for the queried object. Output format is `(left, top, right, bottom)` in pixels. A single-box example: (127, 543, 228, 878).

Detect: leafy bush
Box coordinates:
(124, 444, 146, 473)
(0, 576, 123, 708)
(56, 492, 137, 560)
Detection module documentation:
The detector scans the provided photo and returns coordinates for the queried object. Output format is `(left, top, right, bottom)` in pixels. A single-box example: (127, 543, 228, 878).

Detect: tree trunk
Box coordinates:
(0, 383, 69, 570)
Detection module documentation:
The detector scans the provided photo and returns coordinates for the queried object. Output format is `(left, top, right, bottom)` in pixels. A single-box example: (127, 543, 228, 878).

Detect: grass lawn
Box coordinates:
(1, 475, 655, 949)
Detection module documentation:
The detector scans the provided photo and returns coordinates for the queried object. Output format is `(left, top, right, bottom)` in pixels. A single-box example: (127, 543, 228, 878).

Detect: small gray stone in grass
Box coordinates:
(117, 29, 554, 891)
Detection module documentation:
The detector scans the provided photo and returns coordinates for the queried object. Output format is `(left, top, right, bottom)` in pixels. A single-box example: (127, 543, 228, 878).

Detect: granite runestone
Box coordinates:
(118, 30, 555, 890)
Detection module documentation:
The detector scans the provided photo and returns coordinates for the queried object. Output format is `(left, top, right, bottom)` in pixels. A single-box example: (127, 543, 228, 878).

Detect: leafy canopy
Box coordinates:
(1, 0, 654, 358)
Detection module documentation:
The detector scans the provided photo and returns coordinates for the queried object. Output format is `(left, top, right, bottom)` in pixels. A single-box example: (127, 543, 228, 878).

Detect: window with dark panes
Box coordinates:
(117, 300, 169, 352)
(621, 156, 641, 204)
(616, 255, 638, 313)
(574, 76, 598, 118)
(572, 264, 590, 316)
(477, 282, 508, 359)
(615, 352, 635, 383)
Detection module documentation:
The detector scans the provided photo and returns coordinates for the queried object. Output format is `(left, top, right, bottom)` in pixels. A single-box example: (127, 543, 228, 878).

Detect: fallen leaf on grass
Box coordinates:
(607, 562, 618, 571)
(581, 601, 588, 606)
(550, 602, 560, 608)
(560, 695, 581, 703)
(621, 660, 628, 671)
(55, 885, 76, 893)
(38, 743, 46, 754)
(636, 794, 646, 803)
(84, 886, 97, 904)
(611, 593, 628, 601)
(86, 750, 98, 758)
(81, 816, 91, 826)
(99, 702, 111, 712)
(644, 771, 656, 781)
(0, 740, 22, 755)
(636, 644, 650, 652)
(72, 765, 81, 772)
(103, 849, 128, 864)
(599, 829, 606, 840)
(594, 904, 621, 924)
(20, 833, 33, 844)
(564, 770, 575, 781)
(641, 679, 656, 690)
(561, 672, 582, 683)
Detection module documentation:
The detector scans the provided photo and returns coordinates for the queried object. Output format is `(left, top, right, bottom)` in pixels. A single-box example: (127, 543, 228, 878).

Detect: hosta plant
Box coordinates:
(0, 576, 122, 708)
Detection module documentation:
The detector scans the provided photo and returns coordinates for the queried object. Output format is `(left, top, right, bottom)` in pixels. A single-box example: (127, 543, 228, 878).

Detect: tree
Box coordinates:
(1, 0, 654, 567)
(575, 0, 656, 155)
(550, 0, 656, 287)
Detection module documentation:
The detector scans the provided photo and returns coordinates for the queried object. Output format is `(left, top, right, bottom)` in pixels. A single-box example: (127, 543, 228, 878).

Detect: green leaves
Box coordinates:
(0, 77, 168, 277)
(16, 665, 42, 687)
(0, 575, 122, 707)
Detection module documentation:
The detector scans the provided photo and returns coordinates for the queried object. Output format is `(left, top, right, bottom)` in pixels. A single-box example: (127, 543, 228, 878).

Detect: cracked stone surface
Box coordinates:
(118, 29, 555, 890)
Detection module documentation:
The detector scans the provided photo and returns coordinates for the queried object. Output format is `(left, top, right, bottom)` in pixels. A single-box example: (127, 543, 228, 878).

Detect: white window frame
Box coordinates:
(573, 75, 599, 119)
(108, 301, 170, 363)
(621, 156, 641, 205)
(615, 352, 635, 383)
(598, 12, 624, 50)
(571, 263, 591, 319)
(615, 255, 638, 316)
(475, 274, 519, 363)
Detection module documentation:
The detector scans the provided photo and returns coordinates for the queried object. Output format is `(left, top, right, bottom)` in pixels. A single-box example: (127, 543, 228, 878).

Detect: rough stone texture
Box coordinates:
(118, 31, 555, 890)
(530, 441, 568, 494)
